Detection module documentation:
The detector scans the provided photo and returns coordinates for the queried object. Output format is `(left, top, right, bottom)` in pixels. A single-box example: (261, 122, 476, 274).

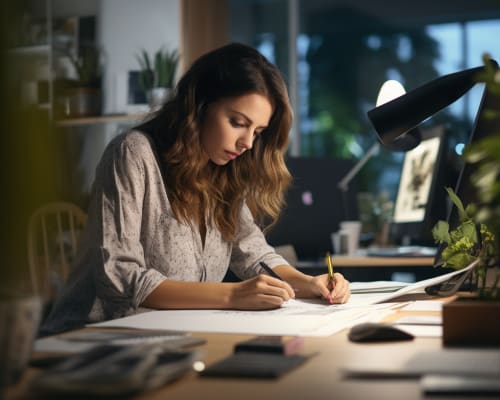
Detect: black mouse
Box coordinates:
(348, 322, 414, 342)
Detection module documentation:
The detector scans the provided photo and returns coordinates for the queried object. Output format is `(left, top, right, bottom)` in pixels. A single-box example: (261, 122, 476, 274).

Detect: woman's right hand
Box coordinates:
(228, 274, 295, 310)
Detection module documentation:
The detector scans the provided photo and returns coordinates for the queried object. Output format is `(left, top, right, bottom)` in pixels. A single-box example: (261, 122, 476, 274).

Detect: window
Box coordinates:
(229, 1, 500, 199)
(230, 0, 500, 190)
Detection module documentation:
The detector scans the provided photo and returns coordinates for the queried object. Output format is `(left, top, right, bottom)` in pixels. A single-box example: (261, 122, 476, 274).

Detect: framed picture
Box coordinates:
(393, 127, 444, 223)
(115, 70, 150, 114)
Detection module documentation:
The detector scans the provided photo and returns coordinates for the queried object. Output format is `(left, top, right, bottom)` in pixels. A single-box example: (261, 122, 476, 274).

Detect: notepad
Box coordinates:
(421, 375, 500, 395)
(342, 349, 500, 378)
(200, 352, 311, 379)
(34, 330, 205, 353)
(349, 281, 410, 294)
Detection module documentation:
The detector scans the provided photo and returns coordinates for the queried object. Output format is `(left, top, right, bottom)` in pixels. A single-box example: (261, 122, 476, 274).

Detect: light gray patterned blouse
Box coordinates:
(41, 131, 288, 335)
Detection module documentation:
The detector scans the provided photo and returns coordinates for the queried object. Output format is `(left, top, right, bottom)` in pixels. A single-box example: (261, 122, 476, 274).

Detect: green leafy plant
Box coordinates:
(68, 45, 101, 88)
(432, 187, 498, 298)
(136, 47, 179, 92)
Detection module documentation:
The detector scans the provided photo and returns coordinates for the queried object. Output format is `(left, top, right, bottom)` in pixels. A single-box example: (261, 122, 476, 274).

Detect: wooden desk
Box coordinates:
(333, 255, 435, 267)
(8, 295, 493, 400)
(297, 255, 439, 282)
(5, 335, 446, 400)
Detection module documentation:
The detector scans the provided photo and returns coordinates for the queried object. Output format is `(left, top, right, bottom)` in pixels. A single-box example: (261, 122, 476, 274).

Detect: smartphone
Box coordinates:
(234, 336, 304, 355)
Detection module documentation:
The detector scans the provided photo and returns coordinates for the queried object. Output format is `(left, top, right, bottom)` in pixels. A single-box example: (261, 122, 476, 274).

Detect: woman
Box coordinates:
(41, 43, 350, 335)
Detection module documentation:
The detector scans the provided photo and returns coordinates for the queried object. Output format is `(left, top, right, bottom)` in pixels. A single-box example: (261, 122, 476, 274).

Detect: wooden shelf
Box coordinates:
(9, 44, 50, 56)
(56, 114, 147, 127)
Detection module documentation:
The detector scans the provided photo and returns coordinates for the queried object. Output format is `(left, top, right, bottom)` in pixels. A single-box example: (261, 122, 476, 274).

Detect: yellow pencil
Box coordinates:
(326, 252, 334, 283)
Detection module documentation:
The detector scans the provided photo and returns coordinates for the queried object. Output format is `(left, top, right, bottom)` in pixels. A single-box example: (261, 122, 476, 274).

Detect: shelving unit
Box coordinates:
(8, 0, 54, 120)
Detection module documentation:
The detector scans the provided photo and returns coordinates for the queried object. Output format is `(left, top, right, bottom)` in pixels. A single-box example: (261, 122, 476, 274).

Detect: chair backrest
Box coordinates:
(27, 202, 87, 300)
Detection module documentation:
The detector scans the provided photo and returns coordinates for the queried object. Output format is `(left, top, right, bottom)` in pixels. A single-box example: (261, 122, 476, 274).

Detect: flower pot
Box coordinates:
(146, 87, 171, 111)
(63, 87, 101, 117)
(442, 295, 500, 346)
(0, 295, 42, 391)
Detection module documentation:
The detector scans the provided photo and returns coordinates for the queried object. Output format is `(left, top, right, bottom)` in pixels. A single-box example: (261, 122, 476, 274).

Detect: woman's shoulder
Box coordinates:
(96, 130, 160, 175)
(109, 130, 155, 152)
(102, 130, 158, 162)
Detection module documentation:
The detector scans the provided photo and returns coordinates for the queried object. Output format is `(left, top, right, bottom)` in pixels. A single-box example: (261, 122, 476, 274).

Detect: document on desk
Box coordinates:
(360, 261, 477, 304)
(91, 299, 398, 337)
(90, 267, 472, 337)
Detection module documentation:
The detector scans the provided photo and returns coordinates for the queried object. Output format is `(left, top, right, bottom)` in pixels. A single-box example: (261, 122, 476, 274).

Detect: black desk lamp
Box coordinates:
(366, 58, 499, 287)
(367, 59, 499, 151)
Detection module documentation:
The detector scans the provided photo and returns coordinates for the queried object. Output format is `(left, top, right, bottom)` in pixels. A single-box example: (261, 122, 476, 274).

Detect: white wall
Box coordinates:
(98, 0, 180, 113)
(62, 1, 180, 202)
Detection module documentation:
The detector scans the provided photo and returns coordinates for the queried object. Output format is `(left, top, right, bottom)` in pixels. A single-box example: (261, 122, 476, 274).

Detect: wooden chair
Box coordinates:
(27, 202, 87, 302)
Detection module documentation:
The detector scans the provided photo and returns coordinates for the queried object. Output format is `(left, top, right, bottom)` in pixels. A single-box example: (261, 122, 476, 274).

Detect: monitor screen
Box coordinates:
(446, 83, 500, 232)
(432, 82, 500, 268)
(390, 126, 449, 245)
(393, 133, 442, 224)
(265, 157, 358, 261)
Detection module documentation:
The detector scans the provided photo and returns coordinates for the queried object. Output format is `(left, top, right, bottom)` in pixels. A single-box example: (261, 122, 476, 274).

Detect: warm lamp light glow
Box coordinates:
(376, 80, 406, 107)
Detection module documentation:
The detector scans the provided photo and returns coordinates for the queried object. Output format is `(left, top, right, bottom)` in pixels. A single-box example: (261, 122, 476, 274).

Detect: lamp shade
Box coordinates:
(367, 60, 498, 151)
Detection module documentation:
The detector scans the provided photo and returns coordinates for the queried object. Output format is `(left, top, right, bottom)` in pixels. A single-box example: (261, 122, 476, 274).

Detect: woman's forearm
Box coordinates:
(273, 265, 316, 297)
(141, 279, 236, 309)
(141, 273, 298, 310)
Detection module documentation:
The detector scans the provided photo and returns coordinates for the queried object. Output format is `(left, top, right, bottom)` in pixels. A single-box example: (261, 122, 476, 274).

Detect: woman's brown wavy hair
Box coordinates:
(137, 43, 292, 241)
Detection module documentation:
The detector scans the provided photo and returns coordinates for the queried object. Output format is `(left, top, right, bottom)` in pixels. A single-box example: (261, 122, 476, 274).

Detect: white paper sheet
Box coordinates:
(350, 281, 410, 293)
(394, 324, 443, 337)
(89, 266, 473, 337)
(90, 297, 401, 337)
(401, 301, 444, 312)
(369, 261, 477, 303)
(395, 315, 442, 325)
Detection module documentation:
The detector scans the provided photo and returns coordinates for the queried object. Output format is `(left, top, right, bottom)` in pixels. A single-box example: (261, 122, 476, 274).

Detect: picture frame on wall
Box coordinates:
(115, 70, 150, 114)
(393, 127, 444, 223)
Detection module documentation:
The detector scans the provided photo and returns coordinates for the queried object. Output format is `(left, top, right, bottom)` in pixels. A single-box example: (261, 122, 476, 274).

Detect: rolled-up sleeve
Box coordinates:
(229, 204, 289, 280)
(91, 135, 166, 319)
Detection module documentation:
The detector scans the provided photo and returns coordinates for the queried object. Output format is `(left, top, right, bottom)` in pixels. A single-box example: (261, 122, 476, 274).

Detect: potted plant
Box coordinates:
(136, 46, 178, 110)
(63, 44, 102, 117)
(432, 187, 498, 297)
(432, 53, 500, 346)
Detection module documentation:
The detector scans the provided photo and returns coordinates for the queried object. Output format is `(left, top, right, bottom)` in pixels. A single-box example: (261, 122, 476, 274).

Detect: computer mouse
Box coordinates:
(348, 322, 414, 343)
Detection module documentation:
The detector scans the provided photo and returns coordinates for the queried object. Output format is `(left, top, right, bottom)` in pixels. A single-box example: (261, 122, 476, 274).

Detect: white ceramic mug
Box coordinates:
(338, 220, 362, 255)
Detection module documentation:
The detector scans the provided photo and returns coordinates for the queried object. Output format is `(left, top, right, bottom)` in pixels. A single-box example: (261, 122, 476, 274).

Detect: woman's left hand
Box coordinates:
(309, 272, 350, 304)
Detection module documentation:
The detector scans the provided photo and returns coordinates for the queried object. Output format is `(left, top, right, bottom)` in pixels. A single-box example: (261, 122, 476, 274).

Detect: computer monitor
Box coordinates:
(431, 82, 499, 285)
(390, 126, 448, 246)
(442, 83, 500, 241)
(265, 157, 358, 261)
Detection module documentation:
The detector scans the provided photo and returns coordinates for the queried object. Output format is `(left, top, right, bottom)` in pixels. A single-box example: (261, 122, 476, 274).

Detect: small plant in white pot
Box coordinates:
(65, 44, 102, 117)
(136, 46, 179, 110)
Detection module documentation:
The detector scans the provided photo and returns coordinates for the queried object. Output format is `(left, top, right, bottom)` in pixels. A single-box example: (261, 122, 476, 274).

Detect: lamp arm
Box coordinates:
(338, 142, 380, 192)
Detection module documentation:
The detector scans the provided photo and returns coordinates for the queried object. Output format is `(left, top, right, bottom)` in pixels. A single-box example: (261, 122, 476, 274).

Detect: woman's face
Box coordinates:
(200, 93, 273, 165)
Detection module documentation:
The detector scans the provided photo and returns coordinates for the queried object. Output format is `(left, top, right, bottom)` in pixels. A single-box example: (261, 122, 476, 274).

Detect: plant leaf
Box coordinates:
(445, 187, 467, 222)
(432, 220, 450, 244)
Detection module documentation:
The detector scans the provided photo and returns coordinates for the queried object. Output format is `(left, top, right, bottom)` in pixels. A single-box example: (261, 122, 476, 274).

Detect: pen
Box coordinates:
(259, 261, 285, 281)
(260, 261, 299, 294)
